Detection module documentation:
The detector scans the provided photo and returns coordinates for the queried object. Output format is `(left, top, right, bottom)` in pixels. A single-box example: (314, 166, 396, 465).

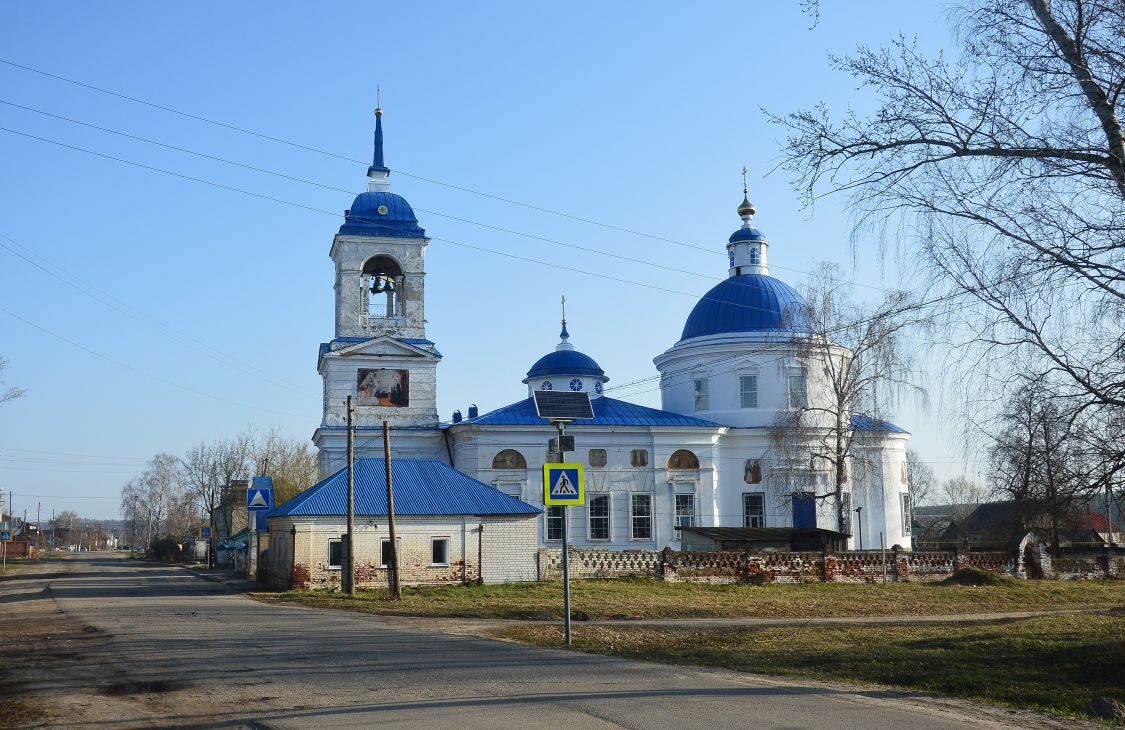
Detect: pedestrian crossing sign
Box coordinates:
(543, 463, 584, 506)
(0, 530, 11, 542)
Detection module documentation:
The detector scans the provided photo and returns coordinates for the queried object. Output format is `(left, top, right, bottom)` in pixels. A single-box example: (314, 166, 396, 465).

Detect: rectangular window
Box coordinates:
(743, 493, 765, 528)
(630, 449, 649, 467)
(588, 448, 607, 467)
(674, 494, 695, 537)
(901, 493, 912, 535)
(693, 378, 709, 411)
(739, 375, 758, 408)
(546, 505, 564, 541)
(328, 539, 342, 569)
(588, 495, 610, 541)
(630, 494, 653, 540)
(380, 538, 401, 568)
(787, 371, 808, 409)
(431, 537, 450, 566)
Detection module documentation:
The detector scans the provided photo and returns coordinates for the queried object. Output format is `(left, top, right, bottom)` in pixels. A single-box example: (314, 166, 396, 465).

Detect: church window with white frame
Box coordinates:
(674, 494, 695, 537)
(787, 369, 808, 409)
(630, 494, 653, 540)
(588, 495, 610, 541)
(693, 378, 709, 410)
(739, 375, 758, 408)
(743, 493, 765, 527)
(545, 505, 564, 541)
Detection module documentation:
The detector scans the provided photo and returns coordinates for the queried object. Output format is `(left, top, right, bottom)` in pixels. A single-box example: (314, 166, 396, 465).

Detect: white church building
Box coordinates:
(311, 108, 913, 553)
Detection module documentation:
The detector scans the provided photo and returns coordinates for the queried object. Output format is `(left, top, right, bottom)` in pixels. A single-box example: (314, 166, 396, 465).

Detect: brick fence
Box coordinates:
(537, 544, 1123, 584)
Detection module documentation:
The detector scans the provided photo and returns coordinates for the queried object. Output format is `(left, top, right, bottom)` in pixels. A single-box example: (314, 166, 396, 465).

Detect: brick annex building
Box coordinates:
(265, 108, 913, 589)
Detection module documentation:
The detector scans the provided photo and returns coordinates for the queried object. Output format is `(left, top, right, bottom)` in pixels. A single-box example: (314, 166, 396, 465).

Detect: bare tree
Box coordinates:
(251, 428, 318, 503)
(0, 357, 25, 406)
(906, 449, 937, 507)
(768, 262, 927, 534)
(771, 0, 1125, 468)
(942, 476, 987, 522)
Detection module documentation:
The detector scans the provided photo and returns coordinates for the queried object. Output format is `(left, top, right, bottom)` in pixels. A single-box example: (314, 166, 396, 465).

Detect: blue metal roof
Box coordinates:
(526, 349, 605, 379)
(729, 226, 767, 243)
(268, 459, 540, 518)
(318, 337, 443, 364)
(681, 274, 809, 340)
(850, 415, 909, 434)
(457, 396, 721, 427)
(339, 191, 426, 238)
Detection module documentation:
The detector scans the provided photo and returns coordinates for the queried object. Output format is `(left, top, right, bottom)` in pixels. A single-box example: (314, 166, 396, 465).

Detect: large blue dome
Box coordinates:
(526, 350, 605, 379)
(339, 191, 426, 238)
(681, 274, 808, 340)
(728, 226, 766, 243)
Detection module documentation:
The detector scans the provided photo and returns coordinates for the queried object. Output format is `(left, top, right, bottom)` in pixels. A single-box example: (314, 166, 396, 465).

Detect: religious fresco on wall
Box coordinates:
(356, 368, 409, 407)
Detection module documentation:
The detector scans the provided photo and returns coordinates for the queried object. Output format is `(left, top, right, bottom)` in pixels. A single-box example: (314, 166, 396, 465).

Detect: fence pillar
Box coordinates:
(658, 547, 668, 581)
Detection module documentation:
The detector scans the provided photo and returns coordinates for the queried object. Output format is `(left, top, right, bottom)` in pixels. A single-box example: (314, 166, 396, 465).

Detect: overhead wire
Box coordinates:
(0, 60, 898, 294)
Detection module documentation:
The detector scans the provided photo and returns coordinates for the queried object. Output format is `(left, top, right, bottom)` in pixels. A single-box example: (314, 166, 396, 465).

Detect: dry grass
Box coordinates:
(493, 611, 1125, 723)
(259, 575, 1125, 620)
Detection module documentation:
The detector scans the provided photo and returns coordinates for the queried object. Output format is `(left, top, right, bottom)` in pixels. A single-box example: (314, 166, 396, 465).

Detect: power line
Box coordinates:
(0, 64, 896, 294)
(0, 232, 317, 399)
(0, 303, 308, 419)
(0, 125, 833, 322)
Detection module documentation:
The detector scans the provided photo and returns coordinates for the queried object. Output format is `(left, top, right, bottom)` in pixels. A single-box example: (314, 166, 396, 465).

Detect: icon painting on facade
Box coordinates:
(357, 368, 410, 407)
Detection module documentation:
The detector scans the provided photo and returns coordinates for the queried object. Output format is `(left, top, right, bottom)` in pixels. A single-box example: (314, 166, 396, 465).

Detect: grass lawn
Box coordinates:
(259, 574, 1125, 620)
(493, 611, 1125, 722)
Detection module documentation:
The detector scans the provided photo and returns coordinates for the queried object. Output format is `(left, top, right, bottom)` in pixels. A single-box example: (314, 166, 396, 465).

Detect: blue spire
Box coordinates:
(369, 106, 389, 175)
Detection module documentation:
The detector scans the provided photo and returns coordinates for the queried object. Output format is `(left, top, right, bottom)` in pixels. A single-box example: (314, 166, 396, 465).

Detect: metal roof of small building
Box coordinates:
(728, 226, 767, 243)
(455, 396, 721, 428)
(339, 191, 426, 238)
(267, 459, 540, 518)
(525, 349, 605, 378)
(850, 415, 909, 433)
(680, 274, 809, 340)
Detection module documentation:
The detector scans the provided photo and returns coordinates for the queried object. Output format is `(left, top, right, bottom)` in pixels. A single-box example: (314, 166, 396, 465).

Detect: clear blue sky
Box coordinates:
(0, 1, 977, 520)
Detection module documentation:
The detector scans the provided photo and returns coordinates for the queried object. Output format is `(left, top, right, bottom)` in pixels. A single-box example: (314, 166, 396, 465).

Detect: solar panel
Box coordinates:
(533, 390, 594, 421)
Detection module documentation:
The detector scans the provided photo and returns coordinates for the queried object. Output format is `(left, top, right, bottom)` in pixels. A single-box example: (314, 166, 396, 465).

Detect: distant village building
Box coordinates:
(269, 105, 914, 576)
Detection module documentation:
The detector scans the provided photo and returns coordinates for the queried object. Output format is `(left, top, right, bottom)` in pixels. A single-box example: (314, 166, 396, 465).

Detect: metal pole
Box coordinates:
(855, 507, 863, 550)
(557, 420, 572, 645)
(346, 396, 355, 596)
(384, 420, 400, 600)
(880, 531, 886, 584)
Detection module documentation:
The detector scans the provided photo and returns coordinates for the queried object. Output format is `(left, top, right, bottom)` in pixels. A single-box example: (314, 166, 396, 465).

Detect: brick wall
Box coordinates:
(535, 546, 1074, 584)
(272, 514, 537, 590)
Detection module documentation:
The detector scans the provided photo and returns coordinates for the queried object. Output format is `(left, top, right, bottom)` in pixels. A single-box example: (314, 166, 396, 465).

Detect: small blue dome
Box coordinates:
(681, 274, 808, 340)
(339, 191, 426, 238)
(728, 226, 766, 243)
(526, 350, 605, 379)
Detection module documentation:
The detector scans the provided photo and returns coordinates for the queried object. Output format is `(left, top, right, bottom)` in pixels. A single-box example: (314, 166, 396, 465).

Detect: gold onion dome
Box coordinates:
(738, 195, 756, 218)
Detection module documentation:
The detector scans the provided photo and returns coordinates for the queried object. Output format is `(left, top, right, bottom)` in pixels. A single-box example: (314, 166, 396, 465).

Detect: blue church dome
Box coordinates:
(339, 191, 426, 238)
(728, 226, 766, 243)
(681, 274, 808, 340)
(526, 349, 605, 379)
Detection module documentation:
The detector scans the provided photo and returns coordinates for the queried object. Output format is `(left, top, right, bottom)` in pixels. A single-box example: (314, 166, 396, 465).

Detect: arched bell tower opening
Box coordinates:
(361, 255, 404, 321)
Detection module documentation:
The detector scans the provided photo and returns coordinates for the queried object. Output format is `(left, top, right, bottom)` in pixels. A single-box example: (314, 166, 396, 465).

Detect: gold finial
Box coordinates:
(375, 84, 383, 117)
(561, 294, 567, 324)
(738, 166, 756, 219)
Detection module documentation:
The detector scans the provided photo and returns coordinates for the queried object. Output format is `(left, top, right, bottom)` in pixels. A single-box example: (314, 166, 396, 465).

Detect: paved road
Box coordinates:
(7, 554, 1065, 729)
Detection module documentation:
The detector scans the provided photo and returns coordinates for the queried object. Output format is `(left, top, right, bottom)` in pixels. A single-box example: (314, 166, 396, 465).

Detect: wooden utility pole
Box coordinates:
(345, 396, 356, 596)
(383, 420, 400, 600)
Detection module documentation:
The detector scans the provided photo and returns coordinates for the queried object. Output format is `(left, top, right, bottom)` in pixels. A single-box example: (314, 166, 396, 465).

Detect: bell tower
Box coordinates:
(313, 103, 444, 476)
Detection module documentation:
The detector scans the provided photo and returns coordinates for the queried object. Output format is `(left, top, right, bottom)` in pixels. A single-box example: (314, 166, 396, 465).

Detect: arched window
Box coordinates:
(361, 255, 404, 319)
(749, 246, 760, 265)
(492, 449, 527, 470)
(668, 449, 699, 470)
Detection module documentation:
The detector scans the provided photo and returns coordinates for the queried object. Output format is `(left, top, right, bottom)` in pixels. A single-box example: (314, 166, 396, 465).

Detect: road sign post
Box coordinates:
(0, 529, 11, 574)
(534, 388, 594, 646)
